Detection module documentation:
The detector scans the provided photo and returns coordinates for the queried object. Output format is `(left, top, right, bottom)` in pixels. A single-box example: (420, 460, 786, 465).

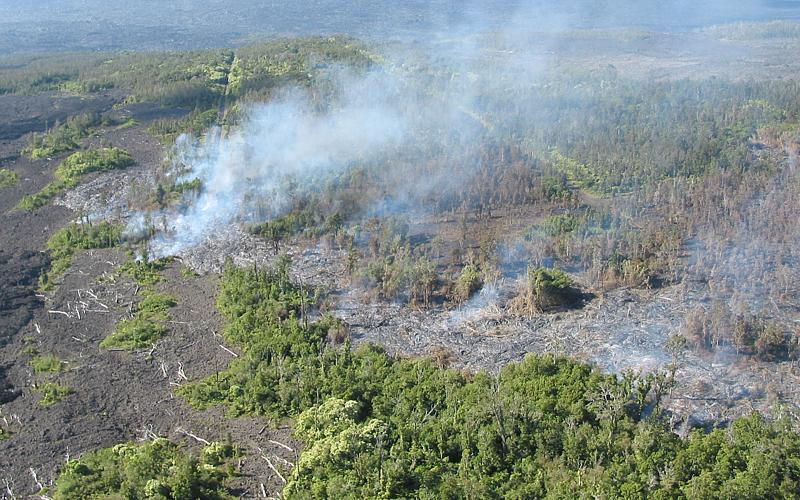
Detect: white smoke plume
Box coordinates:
(149, 71, 414, 256)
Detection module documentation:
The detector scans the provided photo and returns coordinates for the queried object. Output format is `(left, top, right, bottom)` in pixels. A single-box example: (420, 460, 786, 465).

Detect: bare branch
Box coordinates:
(3, 478, 15, 500)
(262, 455, 286, 484)
(175, 427, 210, 445)
(268, 439, 294, 452)
(219, 344, 239, 357)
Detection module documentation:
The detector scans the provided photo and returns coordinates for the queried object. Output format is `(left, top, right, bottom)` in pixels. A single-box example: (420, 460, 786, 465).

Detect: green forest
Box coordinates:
(56, 262, 800, 497)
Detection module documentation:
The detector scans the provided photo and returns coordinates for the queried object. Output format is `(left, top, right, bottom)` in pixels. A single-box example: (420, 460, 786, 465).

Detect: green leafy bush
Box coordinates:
(53, 439, 237, 500)
(540, 212, 583, 237)
(102, 293, 176, 350)
(251, 210, 315, 245)
(35, 383, 73, 406)
(512, 266, 583, 314)
(119, 257, 172, 286)
(39, 222, 122, 290)
(453, 264, 482, 302)
(101, 319, 167, 350)
(55, 147, 134, 181)
(30, 355, 66, 373)
(0, 168, 18, 188)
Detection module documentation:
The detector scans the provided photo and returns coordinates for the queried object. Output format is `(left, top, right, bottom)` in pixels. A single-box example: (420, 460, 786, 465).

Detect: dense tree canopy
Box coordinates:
(172, 264, 800, 498)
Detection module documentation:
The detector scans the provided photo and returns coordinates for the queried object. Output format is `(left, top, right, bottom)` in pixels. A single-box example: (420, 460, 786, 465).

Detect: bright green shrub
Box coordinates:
(53, 439, 237, 499)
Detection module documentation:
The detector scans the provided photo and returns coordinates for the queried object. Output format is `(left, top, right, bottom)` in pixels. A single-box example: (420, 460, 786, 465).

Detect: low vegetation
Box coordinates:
(453, 263, 482, 302)
(511, 266, 583, 314)
(150, 178, 203, 209)
(17, 147, 133, 211)
(227, 36, 376, 101)
(101, 292, 176, 350)
(52, 439, 237, 499)
(147, 109, 219, 144)
(102, 257, 177, 350)
(39, 221, 122, 291)
(29, 355, 66, 373)
(681, 305, 798, 362)
(35, 383, 73, 406)
(0, 168, 18, 188)
(22, 112, 101, 159)
(119, 257, 171, 286)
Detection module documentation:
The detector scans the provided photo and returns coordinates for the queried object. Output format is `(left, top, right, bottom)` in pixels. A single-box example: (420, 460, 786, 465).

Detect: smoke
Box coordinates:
(148, 71, 416, 256)
(134, 0, 800, 260)
(144, 11, 547, 256)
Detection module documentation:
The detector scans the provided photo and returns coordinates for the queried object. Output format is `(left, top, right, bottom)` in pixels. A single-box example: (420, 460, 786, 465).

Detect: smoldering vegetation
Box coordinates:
(69, 15, 794, 426)
(3, 4, 800, 498)
(2, 0, 799, 432)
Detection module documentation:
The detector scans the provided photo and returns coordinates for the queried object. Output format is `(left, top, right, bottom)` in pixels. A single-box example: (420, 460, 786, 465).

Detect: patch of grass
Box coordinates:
(102, 291, 176, 350)
(120, 257, 172, 286)
(16, 147, 133, 211)
(0, 168, 18, 188)
(22, 345, 39, 356)
(101, 318, 167, 350)
(115, 118, 138, 130)
(181, 265, 199, 278)
(39, 221, 122, 291)
(22, 112, 101, 159)
(16, 183, 62, 211)
(137, 292, 178, 322)
(30, 355, 66, 373)
(35, 383, 73, 406)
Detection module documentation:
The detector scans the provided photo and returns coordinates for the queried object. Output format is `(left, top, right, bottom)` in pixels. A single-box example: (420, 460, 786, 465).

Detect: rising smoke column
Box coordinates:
(147, 71, 412, 257)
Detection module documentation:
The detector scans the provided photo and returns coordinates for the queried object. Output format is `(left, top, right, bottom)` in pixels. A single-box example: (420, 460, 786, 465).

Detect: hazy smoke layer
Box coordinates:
(135, 0, 800, 258)
(149, 72, 414, 256)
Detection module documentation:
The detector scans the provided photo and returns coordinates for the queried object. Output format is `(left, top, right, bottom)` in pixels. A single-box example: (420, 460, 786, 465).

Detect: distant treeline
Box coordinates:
(0, 36, 375, 110)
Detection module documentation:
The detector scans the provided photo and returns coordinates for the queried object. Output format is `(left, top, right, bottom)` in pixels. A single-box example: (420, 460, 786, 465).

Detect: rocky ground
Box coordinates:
(0, 96, 294, 497)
